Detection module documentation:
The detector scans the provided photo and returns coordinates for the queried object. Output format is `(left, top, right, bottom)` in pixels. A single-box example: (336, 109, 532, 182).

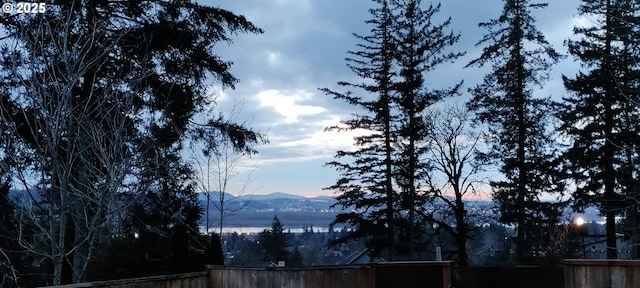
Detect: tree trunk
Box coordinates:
(603, 0, 618, 259)
(407, 91, 416, 259)
(384, 98, 395, 261)
(455, 196, 468, 266)
(514, 3, 527, 263)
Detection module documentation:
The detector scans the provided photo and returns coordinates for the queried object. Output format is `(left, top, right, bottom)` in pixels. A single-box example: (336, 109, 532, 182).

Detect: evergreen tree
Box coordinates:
(321, 0, 398, 260)
(0, 1, 262, 284)
(391, 0, 463, 258)
(122, 143, 205, 274)
(287, 248, 304, 268)
(258, 216, 291, 264)
(204, 233, 225, 266)
(465, 0, 565, 263)
(0, 179, 20, 287)
(560, 0, 640, 259)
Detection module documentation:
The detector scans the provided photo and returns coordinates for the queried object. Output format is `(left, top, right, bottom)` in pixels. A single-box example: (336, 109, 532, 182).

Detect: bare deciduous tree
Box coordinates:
(419, 105, 488, 266)
(0, 1, 263, 283)
(0, 15, 139, 284)
(190, 100, 264, 236)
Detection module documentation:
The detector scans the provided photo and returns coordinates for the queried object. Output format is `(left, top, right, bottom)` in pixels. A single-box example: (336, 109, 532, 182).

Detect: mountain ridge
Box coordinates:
(197, 191, 335, 202)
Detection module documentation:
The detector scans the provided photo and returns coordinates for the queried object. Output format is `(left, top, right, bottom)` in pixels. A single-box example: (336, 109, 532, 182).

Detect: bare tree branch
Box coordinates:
(418, 104, 490, 266)
(189, 99, 262, 236)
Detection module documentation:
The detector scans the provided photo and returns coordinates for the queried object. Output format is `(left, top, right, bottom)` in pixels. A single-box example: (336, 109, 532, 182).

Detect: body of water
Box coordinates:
(202, 226, 343, 234)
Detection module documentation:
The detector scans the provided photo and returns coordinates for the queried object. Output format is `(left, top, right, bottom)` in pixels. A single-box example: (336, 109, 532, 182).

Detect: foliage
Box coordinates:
(0, 0, 262, 284)
(259, 216, 292, 264)
(190, 101, 267, 235)
(466, 0, 566, 263)
(0, 181, 22, 287)
(227, 233, 264, 266)
(559, 0, 640, 259)
(391, 0, 463, 258)
(323, 0, 464, 261)
(207, 233, 225, 266)
(321, 0, 398, 259)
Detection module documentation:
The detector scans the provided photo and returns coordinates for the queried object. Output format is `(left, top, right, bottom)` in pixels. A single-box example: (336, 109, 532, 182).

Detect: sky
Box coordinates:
(199, 0, 583, 197)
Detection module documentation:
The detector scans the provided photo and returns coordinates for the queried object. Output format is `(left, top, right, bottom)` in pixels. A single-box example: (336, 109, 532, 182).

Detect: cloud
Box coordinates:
(265, 50, 282, 66)
(278, 116, 372, 150)
(200, 0, 586, 196)
(255, 89, 325, 124)
(243, 117, 374, 173)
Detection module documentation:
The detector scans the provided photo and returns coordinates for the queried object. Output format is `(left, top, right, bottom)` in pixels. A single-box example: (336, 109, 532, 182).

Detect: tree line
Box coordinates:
(0, 0, 638, 286)
(324, 0, 640, 267)
(0, 1, 265, 286)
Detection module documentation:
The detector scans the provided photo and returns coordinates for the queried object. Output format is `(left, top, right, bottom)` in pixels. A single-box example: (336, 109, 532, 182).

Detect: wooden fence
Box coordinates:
(213, 262, 451, 288)
(208, 266, 374, 288)
(46, 260, 640, 288)
(50, 271, 209, 288)
(565, 259, 640, 288)
(45, 262, 451, 288)
(451, 266, 563, 288)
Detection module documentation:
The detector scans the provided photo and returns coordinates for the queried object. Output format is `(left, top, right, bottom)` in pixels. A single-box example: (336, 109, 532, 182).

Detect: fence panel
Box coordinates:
(46, 262, 613, 288)
(46, 272, 209, 288)
(374, 261, 451, 288)
(564, 260, 640, 288)
(451, 266, 564, 288)
(207, 266, 374, 288)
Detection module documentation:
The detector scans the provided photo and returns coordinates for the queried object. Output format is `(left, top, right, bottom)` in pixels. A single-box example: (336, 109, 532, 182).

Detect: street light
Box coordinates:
(574, 216, 587, 258)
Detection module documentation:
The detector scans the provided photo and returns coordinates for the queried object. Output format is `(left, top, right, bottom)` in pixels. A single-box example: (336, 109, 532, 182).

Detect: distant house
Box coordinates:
(573, 220, 633, 259)
(579, 233, 631, 260)
(346, 248, 386, 265)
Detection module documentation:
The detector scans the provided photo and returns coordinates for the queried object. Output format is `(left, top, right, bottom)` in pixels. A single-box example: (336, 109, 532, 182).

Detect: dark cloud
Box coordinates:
(199, 0, 582, 196)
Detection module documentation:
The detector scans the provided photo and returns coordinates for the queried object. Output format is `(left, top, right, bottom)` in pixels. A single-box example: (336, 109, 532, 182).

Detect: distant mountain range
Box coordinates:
(8, 189, 606, 231)
(198, 192, 607, 230)
(198, 192, 340, 229)
(224, 191, 334, 202)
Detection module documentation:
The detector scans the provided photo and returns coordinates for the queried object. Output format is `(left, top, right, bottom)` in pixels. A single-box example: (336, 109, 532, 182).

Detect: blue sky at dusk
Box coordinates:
(200, 0, 582, 197)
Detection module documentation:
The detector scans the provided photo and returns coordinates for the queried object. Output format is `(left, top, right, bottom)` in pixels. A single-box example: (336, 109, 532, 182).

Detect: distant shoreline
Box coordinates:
(202, 226, 343, 235)
(201, 210, 341, 232)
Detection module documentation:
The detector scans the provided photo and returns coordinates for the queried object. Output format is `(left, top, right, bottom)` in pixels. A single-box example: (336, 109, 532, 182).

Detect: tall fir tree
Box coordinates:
(391, 0, 463, 258)
(560, 0, 640, 259)
(618, 3, 640, 256)
(465, 0, 565, 263)
(0, 1, 262, 284)
(321, 0, 398, 260)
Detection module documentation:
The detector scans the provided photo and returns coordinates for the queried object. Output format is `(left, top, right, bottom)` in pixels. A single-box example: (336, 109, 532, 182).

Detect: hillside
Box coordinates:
(198, 192, 340, 230)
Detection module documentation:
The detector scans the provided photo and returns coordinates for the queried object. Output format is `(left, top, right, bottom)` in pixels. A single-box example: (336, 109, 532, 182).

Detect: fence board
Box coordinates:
(48, 261, 634, 288)
(45, 272, 209, 288)
(374, 262, 451, 288)
(207, 266, 375, 288)
(451, 266, 564, 288)
(564, 259, 640, 288)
